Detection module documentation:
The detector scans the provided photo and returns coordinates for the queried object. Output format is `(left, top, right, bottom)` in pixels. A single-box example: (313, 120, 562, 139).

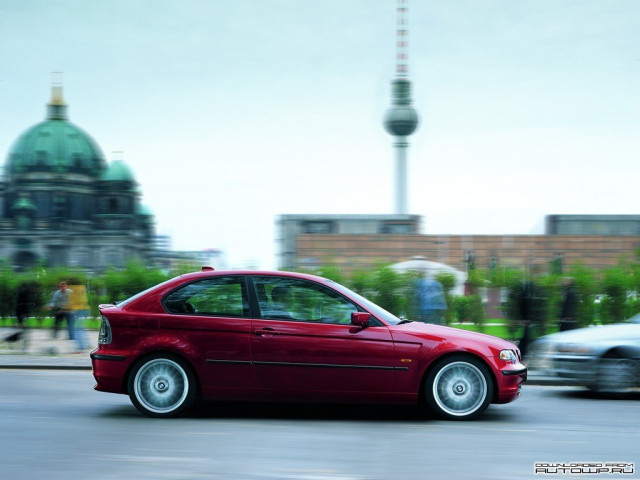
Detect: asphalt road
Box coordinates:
(0, 370, 638, 480)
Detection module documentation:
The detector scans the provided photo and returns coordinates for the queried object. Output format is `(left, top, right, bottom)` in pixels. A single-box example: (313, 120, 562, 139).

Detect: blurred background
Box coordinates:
(1, 0, 639, 346)
(1, 4, 639, 478)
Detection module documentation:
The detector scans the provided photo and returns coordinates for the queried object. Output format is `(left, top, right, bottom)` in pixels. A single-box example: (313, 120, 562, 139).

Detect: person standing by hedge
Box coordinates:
(47, 281, 74, 340)
(69, 281, 90, 353)
(559, 277, 578, 331)
(414, 274, 447, 324)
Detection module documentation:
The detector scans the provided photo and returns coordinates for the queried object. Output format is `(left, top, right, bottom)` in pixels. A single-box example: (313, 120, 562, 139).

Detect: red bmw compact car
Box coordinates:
(91, 269, 526, 420)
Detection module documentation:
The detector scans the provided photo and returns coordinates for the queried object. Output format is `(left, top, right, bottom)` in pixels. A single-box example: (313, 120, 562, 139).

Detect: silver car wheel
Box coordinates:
(134, 358, 189, 414)
(432, 361, 488, 417)
(596, 358, 639, 393)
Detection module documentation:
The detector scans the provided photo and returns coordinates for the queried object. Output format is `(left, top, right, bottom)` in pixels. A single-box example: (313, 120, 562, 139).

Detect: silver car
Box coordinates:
(530, 314, 640, 392)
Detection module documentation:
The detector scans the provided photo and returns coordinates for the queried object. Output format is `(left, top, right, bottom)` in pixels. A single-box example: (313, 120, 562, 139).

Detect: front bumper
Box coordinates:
(551, 354, 598, 384)
(495, 363, 527, 403)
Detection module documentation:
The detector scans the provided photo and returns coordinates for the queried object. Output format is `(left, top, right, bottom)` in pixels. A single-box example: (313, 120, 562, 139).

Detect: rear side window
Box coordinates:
(163, 276, 249, 317)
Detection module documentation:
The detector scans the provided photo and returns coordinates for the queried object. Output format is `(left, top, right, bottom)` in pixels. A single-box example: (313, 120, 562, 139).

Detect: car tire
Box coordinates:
(594, 357, 639, 393)
(128, 354, 196, 418)
(425, 355, 493, 420)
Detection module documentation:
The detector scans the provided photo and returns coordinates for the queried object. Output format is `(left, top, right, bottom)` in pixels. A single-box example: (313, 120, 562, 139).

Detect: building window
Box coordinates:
(33, 193, 51, 218)
(304, 221, 334, 234)
(69, 194, 87, 220)
(108, 197, 118, 214)
(53, 195, 67, 217)
(72, 153, 84, 170)
(380, 223, 413, 234)
(105, 250, 121, 267)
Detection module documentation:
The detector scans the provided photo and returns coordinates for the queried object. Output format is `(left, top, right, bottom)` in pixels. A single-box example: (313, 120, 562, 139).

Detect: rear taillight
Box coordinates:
(98, 315, 112, 345)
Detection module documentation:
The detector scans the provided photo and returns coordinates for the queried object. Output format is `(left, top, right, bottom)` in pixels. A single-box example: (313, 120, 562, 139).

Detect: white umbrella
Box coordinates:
(391, 256, 467, 296)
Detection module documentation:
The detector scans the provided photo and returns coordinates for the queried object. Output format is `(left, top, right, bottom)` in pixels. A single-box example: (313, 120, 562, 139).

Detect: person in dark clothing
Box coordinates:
(517, 280, 535, 360)
(518, 320, 532, 359)
(15, 282, 34, 327)
(559, 277, 578, 331)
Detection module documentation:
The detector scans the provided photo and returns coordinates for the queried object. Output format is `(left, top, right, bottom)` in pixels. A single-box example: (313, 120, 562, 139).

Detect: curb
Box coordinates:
(0, 364, 92, 371)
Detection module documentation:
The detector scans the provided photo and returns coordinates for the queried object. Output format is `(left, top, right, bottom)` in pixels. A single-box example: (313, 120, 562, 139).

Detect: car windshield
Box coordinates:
(627, 312, 640, 324)
(328, 280, 403, 325)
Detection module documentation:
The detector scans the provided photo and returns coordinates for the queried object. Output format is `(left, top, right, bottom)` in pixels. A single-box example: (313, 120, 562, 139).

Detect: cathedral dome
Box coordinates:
(101, 159, 136, 182)
(4, 87, 107, 178)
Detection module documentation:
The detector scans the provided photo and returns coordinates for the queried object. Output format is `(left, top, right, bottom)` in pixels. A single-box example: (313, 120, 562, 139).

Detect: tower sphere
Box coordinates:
(384, 105, 419, 136)
(383, 78, 419, 137)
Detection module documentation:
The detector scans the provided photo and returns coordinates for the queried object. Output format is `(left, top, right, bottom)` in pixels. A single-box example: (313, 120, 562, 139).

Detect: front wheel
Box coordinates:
(594, 357, 639, 393)
(425, 355, 493, 420)
(128, 354, 196, 418)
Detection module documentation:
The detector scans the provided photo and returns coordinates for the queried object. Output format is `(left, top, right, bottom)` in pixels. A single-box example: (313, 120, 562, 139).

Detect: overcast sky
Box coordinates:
(1, 0, 639, 269)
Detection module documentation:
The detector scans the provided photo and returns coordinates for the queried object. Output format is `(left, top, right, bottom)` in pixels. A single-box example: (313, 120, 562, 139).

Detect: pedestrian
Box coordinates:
(559, 277, 578, 331)
(15, 281, 34, 328)
(414, 274, 447, 324)
(517, 279, 534, 360)
(68, 281, 90, 353)
(46, 281, 74, 340)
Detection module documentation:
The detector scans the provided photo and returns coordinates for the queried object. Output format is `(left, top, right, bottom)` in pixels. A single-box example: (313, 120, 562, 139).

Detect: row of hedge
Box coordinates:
(2, 258, 640, 340)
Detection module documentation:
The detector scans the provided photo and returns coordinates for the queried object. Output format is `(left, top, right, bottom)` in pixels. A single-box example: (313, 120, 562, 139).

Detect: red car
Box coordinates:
(91, 269, 526, 420)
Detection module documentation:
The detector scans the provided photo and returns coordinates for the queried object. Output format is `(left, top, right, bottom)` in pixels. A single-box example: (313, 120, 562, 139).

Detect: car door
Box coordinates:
(160, 275, 256, 393)
(249, 275, 397, 395)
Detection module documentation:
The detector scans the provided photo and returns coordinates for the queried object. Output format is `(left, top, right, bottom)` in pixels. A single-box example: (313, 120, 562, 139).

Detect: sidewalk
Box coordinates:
(0, 327, 562, 384)
(0, 327, 93, 370)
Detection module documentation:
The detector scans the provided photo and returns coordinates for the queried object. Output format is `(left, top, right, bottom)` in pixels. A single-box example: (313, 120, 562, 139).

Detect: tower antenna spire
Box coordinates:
(396, 0, 409, 77)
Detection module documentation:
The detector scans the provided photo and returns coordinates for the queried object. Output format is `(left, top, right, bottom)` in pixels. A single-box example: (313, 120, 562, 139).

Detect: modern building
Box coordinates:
(0, 86, 155, 270)
(277, 214, 420, 270)
(546, 215, 640, 236)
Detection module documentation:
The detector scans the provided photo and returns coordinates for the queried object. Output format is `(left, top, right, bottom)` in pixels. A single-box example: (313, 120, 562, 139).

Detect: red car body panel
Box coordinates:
(92, 270, 526, 408)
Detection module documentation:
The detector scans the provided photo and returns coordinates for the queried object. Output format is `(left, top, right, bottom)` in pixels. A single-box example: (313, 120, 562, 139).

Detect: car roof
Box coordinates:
(173, 269, 333, 284)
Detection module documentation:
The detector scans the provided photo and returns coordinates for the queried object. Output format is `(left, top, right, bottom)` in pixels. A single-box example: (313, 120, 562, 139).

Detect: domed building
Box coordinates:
(0, 86, 155, 270)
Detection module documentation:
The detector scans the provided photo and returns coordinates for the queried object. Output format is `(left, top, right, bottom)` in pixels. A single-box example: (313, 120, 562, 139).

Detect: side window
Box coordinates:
(253, 276, 357, 324)
(163, 276, 249, 317)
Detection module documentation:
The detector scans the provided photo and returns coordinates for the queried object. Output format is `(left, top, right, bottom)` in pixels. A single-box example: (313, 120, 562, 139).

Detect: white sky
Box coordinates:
(1, 0, 639, 269)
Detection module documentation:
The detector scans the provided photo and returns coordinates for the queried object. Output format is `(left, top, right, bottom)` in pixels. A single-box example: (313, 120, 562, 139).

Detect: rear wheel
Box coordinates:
(425, 355, 493, 420)
(128, 354, 196, 418)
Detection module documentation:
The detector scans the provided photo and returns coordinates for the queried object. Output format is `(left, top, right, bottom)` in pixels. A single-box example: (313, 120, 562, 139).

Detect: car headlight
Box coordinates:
(499, 349, 518, 364)
(556, 343, 591, 354)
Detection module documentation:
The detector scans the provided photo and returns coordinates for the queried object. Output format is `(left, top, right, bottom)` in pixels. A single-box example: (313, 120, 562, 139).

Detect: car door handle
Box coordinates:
(254, 327, 277, 337)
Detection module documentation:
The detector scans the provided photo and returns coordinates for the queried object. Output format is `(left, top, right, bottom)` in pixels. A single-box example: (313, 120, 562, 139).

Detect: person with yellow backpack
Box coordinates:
(68, 281, 90, 353)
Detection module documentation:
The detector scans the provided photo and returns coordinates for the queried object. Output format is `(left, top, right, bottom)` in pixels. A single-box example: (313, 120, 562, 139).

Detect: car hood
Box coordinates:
(538, 324, 640, 344)
(390, 322, 517, 352)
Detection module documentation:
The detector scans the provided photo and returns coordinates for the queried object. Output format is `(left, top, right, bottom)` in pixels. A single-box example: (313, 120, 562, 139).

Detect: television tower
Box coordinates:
(383, 0, 419, 215)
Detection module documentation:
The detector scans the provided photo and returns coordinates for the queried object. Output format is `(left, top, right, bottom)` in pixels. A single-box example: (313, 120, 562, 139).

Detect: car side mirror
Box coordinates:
(351, 312, 370, 327)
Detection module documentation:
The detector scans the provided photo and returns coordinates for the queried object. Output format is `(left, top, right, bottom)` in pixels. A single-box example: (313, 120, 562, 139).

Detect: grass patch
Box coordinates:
(450, 323, 513, 341)
(1, 316, 101, 330)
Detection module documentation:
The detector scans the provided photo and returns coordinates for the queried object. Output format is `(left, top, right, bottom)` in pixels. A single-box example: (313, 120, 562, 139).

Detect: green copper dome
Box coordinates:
(101, 159, 136, 182)
(136, 204, 154, 216)
(4, 88, 107, 178)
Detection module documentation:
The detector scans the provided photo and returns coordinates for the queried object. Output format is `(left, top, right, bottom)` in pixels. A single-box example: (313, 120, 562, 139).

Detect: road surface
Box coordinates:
(0, 370, 638, 479)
